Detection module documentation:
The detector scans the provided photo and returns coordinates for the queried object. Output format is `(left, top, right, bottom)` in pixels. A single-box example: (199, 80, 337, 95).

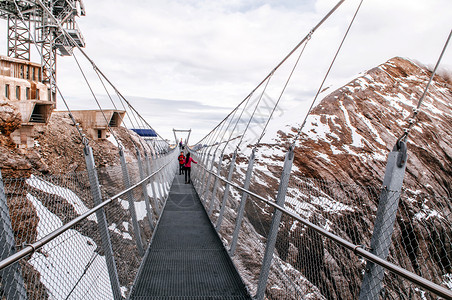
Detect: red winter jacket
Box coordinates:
(184, 157, 197, 168)
(178, 155, 185, 165)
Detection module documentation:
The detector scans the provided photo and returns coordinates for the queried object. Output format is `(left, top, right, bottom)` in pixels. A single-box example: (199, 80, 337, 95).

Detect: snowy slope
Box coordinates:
(219, 57, 452, 299)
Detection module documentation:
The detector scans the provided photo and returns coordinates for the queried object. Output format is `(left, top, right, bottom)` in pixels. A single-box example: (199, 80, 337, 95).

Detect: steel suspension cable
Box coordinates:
(195, 0, 346, 145)
(114, 89, 138, 130)
(12, 0, 88, 145)
(398, 29, 452, 143)
(223, 93, 255, 152)
(36, 0, 169, 146)
(218, 108, 241, 147)
(72, 52, 122, 148)
(117, 93, 169, 146)
(93, 68, 136, 131)
(236, 74, 274, 149)
(256, 37, 311, 145)
(291, 0, 364, 147)
(195, 103, 242, 146)
(94, 66, 146, 153)
(205, 114, 229, 150)
(94, 68, 151, 153)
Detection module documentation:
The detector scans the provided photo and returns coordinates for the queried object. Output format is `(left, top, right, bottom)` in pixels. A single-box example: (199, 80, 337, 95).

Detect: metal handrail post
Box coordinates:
(84, 145, 122, 300)
(158, 155, 167, 205)
(145, 153, 161, 216)
(189, 151, 199, 188)
(163, 154, 171, 191)
(216, 150, 237, 231)
(155, 155, 166, 202)
(119, 149, 144, 256)
(161, 155, 168, 192)
(136, 149, 155, 231)
(229, 148, 256, 255)
(159, 156, 168, 199)
(359, 142, 408, 299)
(202, 149, 218, 205)
(193, 151, 202, 190)
(198, 147, 212, 192)
(208, 151, 225, 216)
(256, 147, 294, 300)
(196, 151, 205, 191)
(164, 154, 171, 193)
(0, 170, 27, 300)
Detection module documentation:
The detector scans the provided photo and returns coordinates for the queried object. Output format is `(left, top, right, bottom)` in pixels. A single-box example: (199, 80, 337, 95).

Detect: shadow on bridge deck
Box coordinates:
(129, 174, 251, 299)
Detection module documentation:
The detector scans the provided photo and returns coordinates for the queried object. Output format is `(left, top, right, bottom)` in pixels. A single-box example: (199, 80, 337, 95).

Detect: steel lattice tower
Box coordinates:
(0, 0, 86, 103)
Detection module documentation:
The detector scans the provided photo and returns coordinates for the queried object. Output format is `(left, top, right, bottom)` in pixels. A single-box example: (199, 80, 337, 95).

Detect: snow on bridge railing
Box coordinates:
(191, 152, 452, 300)
(0, 149, 178, 300)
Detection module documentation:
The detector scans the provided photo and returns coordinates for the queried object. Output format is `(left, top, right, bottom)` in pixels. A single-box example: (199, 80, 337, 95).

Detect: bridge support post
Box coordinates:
(197, 147, 211, 191)
(0, 171, 28, 300)
(359, 141, 408, 300)
(162, 155, 169, 190)
(154, 155, 166, 204)
(229, 148, 256, 256)
(216, 150, 237, 231)
(208, 151, 225, 216)
(119, 149, 144, 256)
(84, 145, 122, 300)
(164, 154, 172, 190)
(145, 153, 161, 216)
(202, 149, 217, 205)
(136, 149, 155, 232)
(256, 147, 294, 300)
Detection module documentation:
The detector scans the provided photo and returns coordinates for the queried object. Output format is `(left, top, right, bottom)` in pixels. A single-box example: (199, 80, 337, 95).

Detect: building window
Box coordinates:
(20, 65, 24, 79)
(26, 87, 30, 99)
(98, 130, 102, 139)
(26, 66, 30, 79)
(5, 84, 10, 99)
(16, 86, 20, 100)
(32, 68, 36, 81)
(36, 89, 40, 100)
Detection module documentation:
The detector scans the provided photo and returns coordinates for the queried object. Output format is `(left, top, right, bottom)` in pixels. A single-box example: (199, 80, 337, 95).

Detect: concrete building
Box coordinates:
(68, 110, 126, 140)
(0, 55, 53, 148)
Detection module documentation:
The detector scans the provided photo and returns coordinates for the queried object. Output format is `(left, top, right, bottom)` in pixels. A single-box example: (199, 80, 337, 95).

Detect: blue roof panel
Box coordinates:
(131, 128, 157, 137)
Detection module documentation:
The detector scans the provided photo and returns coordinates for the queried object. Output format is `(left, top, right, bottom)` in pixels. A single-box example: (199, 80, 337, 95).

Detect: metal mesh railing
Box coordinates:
(381, 192, 451, 299)
(1, 172, 109, 299)
(0, 149, 178, 300)
(192, 148, 452, 300)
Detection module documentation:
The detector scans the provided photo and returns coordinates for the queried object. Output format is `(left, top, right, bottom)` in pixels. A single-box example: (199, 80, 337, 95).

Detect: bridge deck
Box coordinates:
(129, 174, 250, 299)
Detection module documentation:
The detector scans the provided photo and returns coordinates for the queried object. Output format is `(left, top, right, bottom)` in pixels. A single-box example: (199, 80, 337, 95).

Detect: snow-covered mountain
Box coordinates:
(221, 57, 451, 299)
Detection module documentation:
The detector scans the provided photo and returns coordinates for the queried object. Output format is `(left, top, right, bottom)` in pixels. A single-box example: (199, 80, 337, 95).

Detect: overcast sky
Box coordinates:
(1, 0, 451, 143)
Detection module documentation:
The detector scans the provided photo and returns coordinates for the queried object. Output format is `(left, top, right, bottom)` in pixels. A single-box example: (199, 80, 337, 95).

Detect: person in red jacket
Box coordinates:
(184, 152, 197, 184)
(178, 151, 185, 175)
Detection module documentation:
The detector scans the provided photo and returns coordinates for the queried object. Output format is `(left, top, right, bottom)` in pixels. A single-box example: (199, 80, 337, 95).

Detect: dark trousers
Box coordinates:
(185, 167, 191, 183)
(179, 164, 184, 175)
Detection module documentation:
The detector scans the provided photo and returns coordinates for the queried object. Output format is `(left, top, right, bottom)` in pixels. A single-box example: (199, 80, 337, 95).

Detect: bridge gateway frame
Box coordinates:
(173, 128, 192, 147)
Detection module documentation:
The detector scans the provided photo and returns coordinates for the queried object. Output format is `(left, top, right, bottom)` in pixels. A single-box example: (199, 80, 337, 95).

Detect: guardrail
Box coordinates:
(0, 148, 178, 300)
(191, 149, 452, 300)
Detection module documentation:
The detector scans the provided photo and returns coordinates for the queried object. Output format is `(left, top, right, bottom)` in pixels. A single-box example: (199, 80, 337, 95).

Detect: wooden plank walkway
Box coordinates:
(129, 173, 251, 299)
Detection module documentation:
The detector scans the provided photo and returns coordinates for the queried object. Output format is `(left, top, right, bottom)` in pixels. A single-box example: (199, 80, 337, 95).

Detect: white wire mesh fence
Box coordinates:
(192, 149, 452, 300)
(0, 150, 178, 300)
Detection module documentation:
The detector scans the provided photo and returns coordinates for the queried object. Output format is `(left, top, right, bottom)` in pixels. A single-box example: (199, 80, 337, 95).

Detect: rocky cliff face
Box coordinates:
(292, 56, 451, 197)
(225, 57, 451, 299)
(0, 111, 152, 178)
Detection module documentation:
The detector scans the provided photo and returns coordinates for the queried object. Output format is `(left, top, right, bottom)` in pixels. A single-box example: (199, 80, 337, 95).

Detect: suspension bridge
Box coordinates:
(0, 0, 451, 299)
